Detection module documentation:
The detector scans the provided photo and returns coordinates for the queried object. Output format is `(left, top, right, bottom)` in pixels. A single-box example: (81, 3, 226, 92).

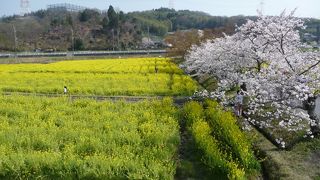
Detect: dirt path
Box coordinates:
(1, 91, 190, 105)
(175, 113, 221, 180)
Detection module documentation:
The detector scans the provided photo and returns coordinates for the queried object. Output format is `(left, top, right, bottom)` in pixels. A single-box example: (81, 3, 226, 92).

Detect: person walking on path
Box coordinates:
(64, 86, 68, 94)
(235, 90, 244, 117)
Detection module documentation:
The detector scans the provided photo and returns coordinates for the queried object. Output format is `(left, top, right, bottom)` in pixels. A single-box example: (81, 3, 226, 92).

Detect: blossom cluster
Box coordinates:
(185, 10, 320, 136)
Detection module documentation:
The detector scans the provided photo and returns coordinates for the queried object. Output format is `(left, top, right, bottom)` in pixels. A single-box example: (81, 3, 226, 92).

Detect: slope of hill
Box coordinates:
(0, 6, 318, 52)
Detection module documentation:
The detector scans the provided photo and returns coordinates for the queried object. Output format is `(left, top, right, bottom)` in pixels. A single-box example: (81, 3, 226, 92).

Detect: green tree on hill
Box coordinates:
(107, 5, 119, 29)
(74, 38, 85, 50)
(79, 9, 100, 22)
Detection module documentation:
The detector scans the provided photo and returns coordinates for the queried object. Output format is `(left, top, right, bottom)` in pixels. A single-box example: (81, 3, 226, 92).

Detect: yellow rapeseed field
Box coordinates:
(0, 57, 197, 96)
(0, 95, 179, 179)
(0, 57, 197, 179)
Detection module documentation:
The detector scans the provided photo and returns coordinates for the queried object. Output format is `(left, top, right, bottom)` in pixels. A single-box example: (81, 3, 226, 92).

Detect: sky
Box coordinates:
(0, 0, 319, 18)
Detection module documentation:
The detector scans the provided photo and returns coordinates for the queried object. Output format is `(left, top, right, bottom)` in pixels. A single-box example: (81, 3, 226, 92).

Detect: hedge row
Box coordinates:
(183, 101, 260, 179)
(183, 102, 246, 179)
(204, 100, 260, 172)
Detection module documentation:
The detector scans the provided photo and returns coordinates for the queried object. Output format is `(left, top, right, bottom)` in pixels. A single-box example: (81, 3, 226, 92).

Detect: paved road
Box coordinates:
(0, 50, 167, 58)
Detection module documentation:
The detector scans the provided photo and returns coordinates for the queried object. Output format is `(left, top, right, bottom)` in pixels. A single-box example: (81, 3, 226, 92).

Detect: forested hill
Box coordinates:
(128, 8, 255, 34)
(0, 7, 318, 52)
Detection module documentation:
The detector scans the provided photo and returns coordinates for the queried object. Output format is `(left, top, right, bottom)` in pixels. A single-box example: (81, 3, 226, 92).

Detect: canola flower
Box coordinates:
(0, 95, 180, 179)
(0, 57, 197, 96)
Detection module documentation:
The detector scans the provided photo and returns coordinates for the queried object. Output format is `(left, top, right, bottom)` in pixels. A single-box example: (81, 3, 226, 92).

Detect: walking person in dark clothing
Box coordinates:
(64, 86, 68, 94)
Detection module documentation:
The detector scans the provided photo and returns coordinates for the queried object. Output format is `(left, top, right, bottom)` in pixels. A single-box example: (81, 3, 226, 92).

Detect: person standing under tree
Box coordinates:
(235, 90, 244, 117)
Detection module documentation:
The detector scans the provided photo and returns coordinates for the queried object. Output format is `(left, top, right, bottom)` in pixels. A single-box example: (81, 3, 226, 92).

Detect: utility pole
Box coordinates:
(169, 0, 175, 9)
(169, 20, 173, 32)
(317, 25, 320, 44)
(72, 28, 74, 52)
(260, 0, 265, 14)
(117, 28, 120, 50)
(112, 29, 115, 51)
(12, 24, 17, 58)
(70, 28, 74, 56)
(20, 0, 30, 16)
(147, 26, 150, 54)
(147, 26, 150, 42)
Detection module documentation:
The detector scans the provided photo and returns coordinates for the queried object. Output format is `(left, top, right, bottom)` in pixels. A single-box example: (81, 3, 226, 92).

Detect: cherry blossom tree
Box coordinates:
(185, 10, 320, 144)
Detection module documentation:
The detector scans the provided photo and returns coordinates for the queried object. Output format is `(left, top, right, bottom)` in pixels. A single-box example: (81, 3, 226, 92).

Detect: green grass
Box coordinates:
(248, 122, 320, 180)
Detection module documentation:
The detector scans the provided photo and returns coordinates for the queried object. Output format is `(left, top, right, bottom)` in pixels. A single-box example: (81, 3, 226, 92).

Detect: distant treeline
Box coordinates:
(0, 7, 318, 52)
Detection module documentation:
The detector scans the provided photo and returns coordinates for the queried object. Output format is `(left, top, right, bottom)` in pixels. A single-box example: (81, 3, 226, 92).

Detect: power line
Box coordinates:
(47, 3, 87, 12)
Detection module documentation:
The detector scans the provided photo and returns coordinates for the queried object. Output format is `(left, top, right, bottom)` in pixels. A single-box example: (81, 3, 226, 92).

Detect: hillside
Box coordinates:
(0, 6, 318, 52)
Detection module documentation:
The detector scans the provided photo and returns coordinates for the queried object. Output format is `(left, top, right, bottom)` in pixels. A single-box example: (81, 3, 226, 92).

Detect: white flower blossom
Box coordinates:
(185, 10, 320, 133)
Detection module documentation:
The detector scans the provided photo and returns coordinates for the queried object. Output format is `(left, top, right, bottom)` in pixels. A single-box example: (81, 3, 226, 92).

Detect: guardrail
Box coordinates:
(0, 50, 167, 58)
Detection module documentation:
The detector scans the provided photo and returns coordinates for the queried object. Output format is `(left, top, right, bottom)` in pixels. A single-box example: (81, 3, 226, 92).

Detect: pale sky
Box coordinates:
(0, 0, 319, 18)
